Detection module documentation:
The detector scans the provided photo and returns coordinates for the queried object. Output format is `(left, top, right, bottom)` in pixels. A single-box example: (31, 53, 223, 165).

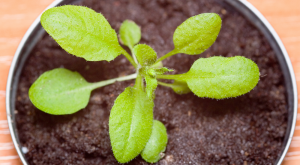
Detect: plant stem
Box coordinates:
(156, 74, 184, 80)
(90, 73, 137, 90)
(123, 50, 138, 69)
(154, 49, 178, 64)
(134, 74, 144, 90)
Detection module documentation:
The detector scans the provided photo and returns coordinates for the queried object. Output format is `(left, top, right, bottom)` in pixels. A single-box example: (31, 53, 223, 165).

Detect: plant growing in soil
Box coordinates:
(28, 5, 260, 163)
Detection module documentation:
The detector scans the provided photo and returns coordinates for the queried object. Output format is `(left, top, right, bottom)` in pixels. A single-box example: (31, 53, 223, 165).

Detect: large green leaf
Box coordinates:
(119, 20, 141, 48)
(134, 44, 157, 66)
(173, 13, 221, 55)
(29, 68, 91, 115)
(169, 56, 260, 99)
(41, 5, 124, 61)
(109, 86, 154, 163)
(141, 120, 168, 163)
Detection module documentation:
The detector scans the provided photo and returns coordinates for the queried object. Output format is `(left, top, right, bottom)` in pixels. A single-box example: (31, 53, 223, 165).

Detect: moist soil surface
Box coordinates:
(15, 0, 288, 164)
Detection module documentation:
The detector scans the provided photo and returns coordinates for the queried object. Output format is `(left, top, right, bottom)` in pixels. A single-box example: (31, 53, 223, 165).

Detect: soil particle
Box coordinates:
(16, 0, 287, 164)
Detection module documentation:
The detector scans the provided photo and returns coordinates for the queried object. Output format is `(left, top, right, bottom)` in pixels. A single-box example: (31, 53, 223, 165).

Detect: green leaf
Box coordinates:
(154, 67, 173, 75)
(145, 67, 173, 78)
(109, 86, 154, 163)
(41, 5, 124, 61)
(147, 68, 156, 77)
(141, 120, 168, 163)
(119, 20, 141, 48)
(28, 68, 91, 115)
(151, 61, 163, 68)
(145, 75, 158, 99)
(134, 44, 157, 66)
(173, 13, 221, 55)
(175, 56, 260, 99)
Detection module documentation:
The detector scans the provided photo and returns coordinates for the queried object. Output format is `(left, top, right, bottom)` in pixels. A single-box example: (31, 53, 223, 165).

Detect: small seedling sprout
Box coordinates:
(29, 5, 260, 163)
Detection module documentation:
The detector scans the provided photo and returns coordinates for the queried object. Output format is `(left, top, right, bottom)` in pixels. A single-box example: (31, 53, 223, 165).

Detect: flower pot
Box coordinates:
(6, 0, 297, 164)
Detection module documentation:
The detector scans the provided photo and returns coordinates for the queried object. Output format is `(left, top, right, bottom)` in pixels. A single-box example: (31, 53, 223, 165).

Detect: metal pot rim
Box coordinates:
(5, 0, 297, 165)
(223, 1, 297, 163)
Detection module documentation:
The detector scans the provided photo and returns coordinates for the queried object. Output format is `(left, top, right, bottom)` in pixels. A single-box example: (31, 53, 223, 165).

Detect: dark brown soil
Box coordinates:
(15, 0, 287, 164)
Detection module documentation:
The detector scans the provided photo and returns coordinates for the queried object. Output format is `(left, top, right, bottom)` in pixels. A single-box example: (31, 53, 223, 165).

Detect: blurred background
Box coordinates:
(0, 0, 299, 164)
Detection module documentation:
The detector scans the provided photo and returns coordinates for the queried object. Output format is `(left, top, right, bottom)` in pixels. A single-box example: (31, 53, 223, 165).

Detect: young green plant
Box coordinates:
(29, 5, 260, 164)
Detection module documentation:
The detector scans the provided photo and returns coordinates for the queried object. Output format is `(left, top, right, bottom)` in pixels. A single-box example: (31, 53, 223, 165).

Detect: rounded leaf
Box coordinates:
(41, 5, 124, 61)
(141, 120, 168, 163)
(173, 13, 222, 55)
(181, 56, 259, 99)
(133, 44, 157, 66)
(119, 20, 141, 48)
(109, 87, 154, 163)
(29, 68, 91, 115)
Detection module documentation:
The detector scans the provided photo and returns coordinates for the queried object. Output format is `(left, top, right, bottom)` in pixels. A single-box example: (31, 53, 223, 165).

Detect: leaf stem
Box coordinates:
(157, 81, 174, 88)
(123, 50, 138, 69)
(90, 73, 137, 90)
(134, 74, 144, 90)
(156, 74, 184, 80)
(154, 49, 178, 64)
(129, 46, 139, 65)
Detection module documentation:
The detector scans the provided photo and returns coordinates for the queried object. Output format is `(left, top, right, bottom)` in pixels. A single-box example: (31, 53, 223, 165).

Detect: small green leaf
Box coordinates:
(134, 44, 157, 66)
(29, 68, 91, 115)
(41, 5, 124, 61)
(171, 80, 191, 95)
(141, 120, 168, 163)
(109, 86, 154, 163)
(146, 67, 173, 78)
(119, 20, 141, 48)
(175, 56, 260, 99)
(173, 13, 221, 55)
(154, 67, 173, 75)
(151, 61, 163, 68)
(145, 75, 158, 99)
(147, 68, 156, 77)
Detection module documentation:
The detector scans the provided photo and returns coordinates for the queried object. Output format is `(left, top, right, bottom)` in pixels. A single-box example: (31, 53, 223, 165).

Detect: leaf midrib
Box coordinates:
(122, 88, 140, 160)
(175, 24, 220, 53)
(182, 72, 247, 80)
(40, 83, 92, 99)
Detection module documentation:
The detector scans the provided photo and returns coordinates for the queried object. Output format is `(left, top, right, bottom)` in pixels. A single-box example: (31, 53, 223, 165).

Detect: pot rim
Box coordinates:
(229, 1, 297, 164)
(6, 1, 66, 164)
(5, 0, 297, 165)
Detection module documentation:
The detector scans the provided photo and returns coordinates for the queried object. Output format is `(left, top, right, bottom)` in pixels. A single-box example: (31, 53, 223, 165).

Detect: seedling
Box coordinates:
(29, 5, 259, 163)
